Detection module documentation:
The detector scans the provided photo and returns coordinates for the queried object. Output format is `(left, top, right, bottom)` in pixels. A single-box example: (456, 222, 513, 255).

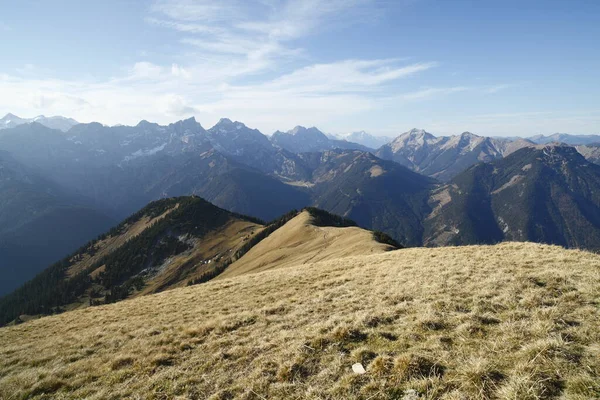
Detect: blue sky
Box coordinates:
(0, 0, 599, 137)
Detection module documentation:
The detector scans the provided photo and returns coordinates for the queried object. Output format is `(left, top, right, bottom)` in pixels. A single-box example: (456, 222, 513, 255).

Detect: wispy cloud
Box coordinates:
(396, 86, 469, 101)
(0, 0, 495, 134)
(0, 22, 10, 31)
(148, 0, 381, 76)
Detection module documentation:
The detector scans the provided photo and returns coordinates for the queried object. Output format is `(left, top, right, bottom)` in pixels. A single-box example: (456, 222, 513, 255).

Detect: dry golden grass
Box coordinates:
(220, 211, 393, 279)
(139, 219, 263, 295)
(1, 242, 599, 399)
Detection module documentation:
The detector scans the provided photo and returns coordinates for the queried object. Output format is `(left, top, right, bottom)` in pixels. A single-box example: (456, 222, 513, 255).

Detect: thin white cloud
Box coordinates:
(0, 56, 440, 131)
(150, 0, 247, 23)
(485, 83, 515, 94)
(396, 86, 469, 101)
(233, 60, 438, 95)
(148, 0, 380, 77)
(145, 17, 222, 35)
(0, 22, 10, 31)
(1, 0, 523, 135)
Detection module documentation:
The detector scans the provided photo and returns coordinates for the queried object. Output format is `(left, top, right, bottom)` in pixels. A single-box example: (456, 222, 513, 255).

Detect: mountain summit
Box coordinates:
(271, 126, 371, 153)
(377, 129, 533, 181)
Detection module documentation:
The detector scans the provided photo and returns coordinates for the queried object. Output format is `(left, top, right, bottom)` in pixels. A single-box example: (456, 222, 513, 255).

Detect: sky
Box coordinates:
(0, 0, 599, 137)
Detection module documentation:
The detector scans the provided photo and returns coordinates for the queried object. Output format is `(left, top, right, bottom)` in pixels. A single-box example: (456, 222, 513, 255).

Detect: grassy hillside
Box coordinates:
(1, 242, 598, 399)
(220, 210, 395, 279)
(0, 196, 264, 326)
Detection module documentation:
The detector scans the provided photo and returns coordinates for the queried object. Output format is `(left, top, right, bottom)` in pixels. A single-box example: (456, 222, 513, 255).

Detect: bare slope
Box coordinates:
(1, 242, 599, 399)
(220, 210, 394, 278)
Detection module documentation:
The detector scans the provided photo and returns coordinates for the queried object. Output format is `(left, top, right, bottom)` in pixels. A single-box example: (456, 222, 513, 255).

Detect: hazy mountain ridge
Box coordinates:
(529, 132, 600, 145)
(292, 150, 436, 246)
(0, 113, 78, 132)
(376, 128, 535, 181)
(0, 150, 114, 296)
(335, 130, 394, 149)
(271, 125, 372, 153)
(424, 144, 600, 249)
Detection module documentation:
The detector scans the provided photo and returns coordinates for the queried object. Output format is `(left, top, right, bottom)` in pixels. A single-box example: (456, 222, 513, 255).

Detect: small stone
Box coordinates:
(352, 363, 366, 374)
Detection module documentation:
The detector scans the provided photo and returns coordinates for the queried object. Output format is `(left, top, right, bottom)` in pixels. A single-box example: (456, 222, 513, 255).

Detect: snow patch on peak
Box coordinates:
(123, 143, 167, 162)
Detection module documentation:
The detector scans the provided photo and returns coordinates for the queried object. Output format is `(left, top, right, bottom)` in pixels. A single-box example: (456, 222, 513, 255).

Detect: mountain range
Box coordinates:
(375, 129, 535, 181)
(0, 113, 79, 132)
(2, 113, 600, 298)
(529, 132, 600, 145)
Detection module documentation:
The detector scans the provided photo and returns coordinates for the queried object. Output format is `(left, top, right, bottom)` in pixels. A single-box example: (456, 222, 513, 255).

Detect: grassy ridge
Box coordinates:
(1, 242, 598, 399)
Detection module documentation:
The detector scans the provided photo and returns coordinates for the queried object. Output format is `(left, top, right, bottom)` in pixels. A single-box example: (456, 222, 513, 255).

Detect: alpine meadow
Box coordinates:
(1, 1, 600, 399)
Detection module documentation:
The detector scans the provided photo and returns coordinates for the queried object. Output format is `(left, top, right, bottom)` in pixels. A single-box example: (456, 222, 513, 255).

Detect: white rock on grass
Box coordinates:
(351, 363, 366, 374)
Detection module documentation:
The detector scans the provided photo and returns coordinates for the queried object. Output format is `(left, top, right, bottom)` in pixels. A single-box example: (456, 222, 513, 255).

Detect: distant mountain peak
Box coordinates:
(289, 126, 325, 136)
(408, 128, 428, 135)
(394, 129, 436, 143)
(0, 113, 78, 132)
(212, 118, 249, 132)
(217, 117, 233, 125)
(338, 131, 392, 149)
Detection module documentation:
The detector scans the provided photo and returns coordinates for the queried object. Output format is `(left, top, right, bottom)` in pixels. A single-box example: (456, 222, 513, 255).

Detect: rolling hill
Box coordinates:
(0, 242, 598, 399)
(0, 198, 398, 326)
(220, 209, 395, 279)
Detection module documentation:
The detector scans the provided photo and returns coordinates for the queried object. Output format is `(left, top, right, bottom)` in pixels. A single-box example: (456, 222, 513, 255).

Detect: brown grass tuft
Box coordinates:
(393, 354, 445, 381)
